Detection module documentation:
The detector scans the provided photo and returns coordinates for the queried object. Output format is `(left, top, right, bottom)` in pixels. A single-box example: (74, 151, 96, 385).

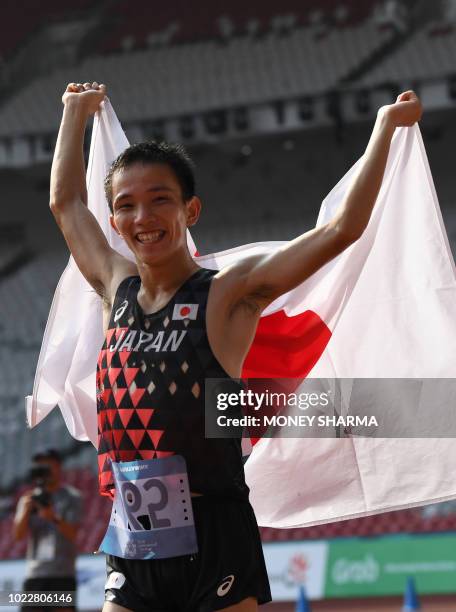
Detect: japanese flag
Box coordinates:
(172, 303, 199, 320)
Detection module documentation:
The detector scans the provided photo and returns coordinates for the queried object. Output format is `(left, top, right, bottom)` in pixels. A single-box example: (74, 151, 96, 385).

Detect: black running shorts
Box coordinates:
(104, 496, 272, 611)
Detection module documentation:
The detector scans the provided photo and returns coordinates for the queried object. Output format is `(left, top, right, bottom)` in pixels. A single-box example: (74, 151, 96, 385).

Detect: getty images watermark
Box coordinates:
(204, 378, 456, 438)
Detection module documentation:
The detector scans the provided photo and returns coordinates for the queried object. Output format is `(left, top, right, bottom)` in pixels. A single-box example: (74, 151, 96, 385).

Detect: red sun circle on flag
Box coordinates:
(180, 306, 191, 317)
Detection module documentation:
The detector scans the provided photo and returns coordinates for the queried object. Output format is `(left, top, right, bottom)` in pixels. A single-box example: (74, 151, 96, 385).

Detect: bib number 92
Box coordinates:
(121, 478, 171, 530)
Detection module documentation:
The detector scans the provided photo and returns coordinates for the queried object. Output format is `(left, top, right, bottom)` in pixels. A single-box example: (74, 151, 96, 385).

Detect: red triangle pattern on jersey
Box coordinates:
(106, 409, 117, 427)
(99, 412, 108, 430)
(127, 429, 146, 448)
(108, 367, 122, 387)
(100, 388, 111, 406)
(118, 408, 135, 429)
(106, 328, 128, 367)
(136, 408, 154, 428)
(97, 453, 106, 471)
(124, 367, 139, 387)
(112, 429, 125, 448)
(106, 351, 114, 368)
(98, 349, 107, 367)
(130, 388, 146, 408)
(148, 430, 164, 448)
(102, 431, 114, 447)
(114, 388, 127, 406)
(105, 329, 116, 347)
(139, 450, 156, 460)
(119, 350, 130, 367)
(120, 451, 137, 462)
(98, 455, 108, 474)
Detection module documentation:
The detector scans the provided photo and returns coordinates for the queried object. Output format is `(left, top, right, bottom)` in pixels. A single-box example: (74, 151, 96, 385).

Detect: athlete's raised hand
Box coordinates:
(51, 79, 136, 320)
(380, 90, 423, 127)
(62, 81, 106, 115)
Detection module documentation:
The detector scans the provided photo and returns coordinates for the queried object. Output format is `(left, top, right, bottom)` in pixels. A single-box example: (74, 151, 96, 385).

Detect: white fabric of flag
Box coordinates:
(26, 100, 456, 527)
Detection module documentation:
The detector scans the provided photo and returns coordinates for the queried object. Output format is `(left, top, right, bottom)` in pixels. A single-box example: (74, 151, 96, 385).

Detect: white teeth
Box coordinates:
(137, 231, 164, 243)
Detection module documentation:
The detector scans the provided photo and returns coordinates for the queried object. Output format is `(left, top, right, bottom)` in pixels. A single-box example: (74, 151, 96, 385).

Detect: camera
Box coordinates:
(29, 463, 52, 508)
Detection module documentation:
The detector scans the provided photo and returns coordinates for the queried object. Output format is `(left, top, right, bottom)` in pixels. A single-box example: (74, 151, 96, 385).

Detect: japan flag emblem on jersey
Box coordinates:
(173, 303, 198, 320)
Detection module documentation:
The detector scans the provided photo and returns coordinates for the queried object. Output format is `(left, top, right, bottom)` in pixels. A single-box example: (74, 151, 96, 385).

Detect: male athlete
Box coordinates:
(50, 81, 422, 611)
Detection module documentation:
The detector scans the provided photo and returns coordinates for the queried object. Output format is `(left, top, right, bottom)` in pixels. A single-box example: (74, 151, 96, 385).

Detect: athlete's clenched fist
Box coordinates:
(379, 90, 423, 128)
(62, 81, 106, 115)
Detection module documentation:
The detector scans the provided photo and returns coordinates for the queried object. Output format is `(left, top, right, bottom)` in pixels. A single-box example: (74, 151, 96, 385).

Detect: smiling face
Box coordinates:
(109, 162, 201, 265)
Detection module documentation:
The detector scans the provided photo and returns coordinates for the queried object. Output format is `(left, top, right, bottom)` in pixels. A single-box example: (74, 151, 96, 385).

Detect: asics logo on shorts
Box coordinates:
(217, 574, 235, 596)
(105, 571, 126, 590)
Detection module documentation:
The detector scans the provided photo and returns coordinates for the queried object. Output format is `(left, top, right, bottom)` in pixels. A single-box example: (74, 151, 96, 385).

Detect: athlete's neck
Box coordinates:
(136, 250, 200, 311)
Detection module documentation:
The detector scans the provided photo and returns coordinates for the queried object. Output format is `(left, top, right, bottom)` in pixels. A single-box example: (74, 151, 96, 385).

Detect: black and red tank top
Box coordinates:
(96, 267, 249, 501)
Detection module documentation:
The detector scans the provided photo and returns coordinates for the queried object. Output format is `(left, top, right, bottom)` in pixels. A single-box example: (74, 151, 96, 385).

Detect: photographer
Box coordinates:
(13, 449, 82, 612)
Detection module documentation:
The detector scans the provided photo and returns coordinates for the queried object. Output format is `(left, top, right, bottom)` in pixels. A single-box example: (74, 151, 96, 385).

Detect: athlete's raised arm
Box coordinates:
(50, 82, 136, 302)
(225, 91, 423, 310)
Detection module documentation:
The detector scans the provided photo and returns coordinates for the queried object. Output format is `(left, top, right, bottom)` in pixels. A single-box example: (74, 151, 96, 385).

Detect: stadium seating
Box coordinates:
(1, 0, 382, 63)
(0, 250, 78, 491)
(95, 0, 378, 53)
(0, 19, 392, 138)
(259, 504, 456, 543)
(361, 21, 456, 86)
(0, 0, 96, 59)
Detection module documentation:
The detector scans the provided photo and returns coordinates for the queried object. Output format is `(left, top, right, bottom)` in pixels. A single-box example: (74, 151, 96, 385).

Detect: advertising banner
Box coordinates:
(325, 534, 456, 597)
(1, 534, 456, 606)
(262, 540, 328, 600)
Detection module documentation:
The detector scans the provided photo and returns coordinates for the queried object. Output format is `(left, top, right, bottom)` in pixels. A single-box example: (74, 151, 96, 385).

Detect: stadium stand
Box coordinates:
(0, 0, 380, 62)
(0, 250, 77, 495)
(0, 8, 393, 137)
(93, 0, 379, 53)
(0, 1, 89, 60)
(0, 224, 30, 276)
(361, 21, 456, 86)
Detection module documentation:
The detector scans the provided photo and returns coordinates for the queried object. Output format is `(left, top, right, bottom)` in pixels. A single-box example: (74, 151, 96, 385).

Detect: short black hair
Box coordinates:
(32, 448, 62, 463)
(104, 140, 196, 213)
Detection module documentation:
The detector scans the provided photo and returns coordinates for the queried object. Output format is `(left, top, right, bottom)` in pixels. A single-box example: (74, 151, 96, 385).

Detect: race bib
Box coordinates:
(98, 455, 197, 560)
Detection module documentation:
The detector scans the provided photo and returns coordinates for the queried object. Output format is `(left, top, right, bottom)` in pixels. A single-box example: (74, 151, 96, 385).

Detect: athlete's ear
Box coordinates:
(109, 214, 121, 235)
(186, 196, 202, 227)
